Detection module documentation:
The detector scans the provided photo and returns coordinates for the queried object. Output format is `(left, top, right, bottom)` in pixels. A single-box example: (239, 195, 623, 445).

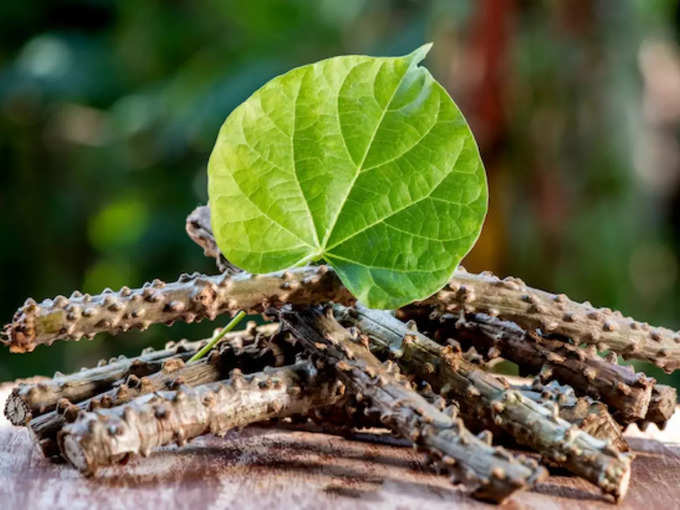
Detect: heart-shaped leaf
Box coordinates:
(208, 44, 487, 309)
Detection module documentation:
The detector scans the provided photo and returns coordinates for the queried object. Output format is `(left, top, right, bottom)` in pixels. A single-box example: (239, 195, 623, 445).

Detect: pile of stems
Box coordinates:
(2, 204, 678, 505)
(26, 324, 291, 459)
(337, 305, 631, 501)
(398, 307, 675, 430)
(280, 306, 547, 504)
(59, 360, 346, 475)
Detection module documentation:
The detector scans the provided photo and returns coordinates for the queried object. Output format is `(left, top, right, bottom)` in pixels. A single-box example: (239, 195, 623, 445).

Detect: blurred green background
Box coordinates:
(1, 0, 679, 387)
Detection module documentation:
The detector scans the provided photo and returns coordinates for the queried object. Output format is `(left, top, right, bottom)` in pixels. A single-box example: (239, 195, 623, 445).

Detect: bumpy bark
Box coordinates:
(517, 380, 628, 453)
(342, 305, 632, 501)
(187, 206, 680, 373)
(419, 311, 654, 424)
(5, 340, 205, 426)
(58, 360, 345, 475)
(29, 325, 296, 459)
(4, 322, 278, 426)
(641, 385, 677, 430)
(422, 269, 680, 373)
(281, 306, 547, 504)
(2, 266, 352, 353)
(405, 308, 677, 431)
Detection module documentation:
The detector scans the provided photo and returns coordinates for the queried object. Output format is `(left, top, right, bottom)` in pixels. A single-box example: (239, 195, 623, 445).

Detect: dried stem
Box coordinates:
(417, 311, 654, 424)
(5, 340, 204, 425)
(422, 269, 680, 373)
(516, 380, 628, 453)
(29, 324, 296, 459)
(186, 205, 241, 274)
(281, 306, 547, 504)
(641, 384, 677, 430)
(187, 206, 680, 373)
(342, 305, 632, 501)
(2, 266, 352, 353)
(58, 360, 345, 475)
(4, 322, 278, 426)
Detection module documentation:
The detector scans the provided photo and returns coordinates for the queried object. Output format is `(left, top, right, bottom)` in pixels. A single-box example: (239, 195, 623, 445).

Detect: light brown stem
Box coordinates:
(29, 324, 294, 459)
(58, 360, 345, 475)
(2, 266, 352, 353)
(4, 339, 207, 425)
(342, 305, 632, 502)
(281, 306, 547, 504)
(422, 269, 680, 373)
(186, 205, 241, 274)
(640, 384, 677, 430)
(419, 311, 654, 424)
(187, 206, 680, 373)
(516, 380, 628, 453)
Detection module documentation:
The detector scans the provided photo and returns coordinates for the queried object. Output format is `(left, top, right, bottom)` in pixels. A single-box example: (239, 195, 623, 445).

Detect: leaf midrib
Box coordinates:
(317, 60, 413, 251)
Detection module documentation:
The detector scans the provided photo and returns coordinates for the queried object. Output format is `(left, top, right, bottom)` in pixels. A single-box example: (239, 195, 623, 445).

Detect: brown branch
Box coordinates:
(640, 384, 677, 430)
(516, 380, 629, 453)
(421, 269, 680, 373)
(281, 306, 547, 504)
(342, 305, 632, 501)
(58, 360, 345, 475)
(414, 311, 654, 424)
(29, 324, 296, 459)
(187, 206, 680, 373)
(4, 322, 278, 426)
(4, 339, 206, 426)
(2, 266, 352, 353)
(186, 205, 241, 274)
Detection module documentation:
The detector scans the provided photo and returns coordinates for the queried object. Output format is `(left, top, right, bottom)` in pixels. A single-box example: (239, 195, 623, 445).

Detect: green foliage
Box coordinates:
(208, 44, 487, 308)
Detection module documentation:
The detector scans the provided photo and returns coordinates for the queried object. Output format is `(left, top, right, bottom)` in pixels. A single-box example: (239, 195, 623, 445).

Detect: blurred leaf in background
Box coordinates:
(0, 0, 678, 387)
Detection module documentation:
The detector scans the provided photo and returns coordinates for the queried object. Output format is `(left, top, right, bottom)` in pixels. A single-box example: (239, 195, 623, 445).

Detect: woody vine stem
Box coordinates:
(0, 205, 677, 505)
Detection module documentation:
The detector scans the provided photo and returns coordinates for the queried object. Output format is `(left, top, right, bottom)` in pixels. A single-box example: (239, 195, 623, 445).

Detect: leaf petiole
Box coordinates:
(188, 310, 246, 362)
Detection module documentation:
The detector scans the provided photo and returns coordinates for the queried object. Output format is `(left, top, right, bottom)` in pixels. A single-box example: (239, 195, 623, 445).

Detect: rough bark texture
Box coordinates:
(517, 380, 629, 453)
(2, 266, 352, 353)
(281, 306, 547, 504)
(30, 324, 296, 459)
(415, 311, 654, 424)
(421, 269, 680, 373)
(641, 385, 677, 430)
(187, 205, 680, 373)
(4, 322, 279, 427)
(341, 305, 632, 501)
(58, 360, 345, 475)
(4, 340, 206, 426)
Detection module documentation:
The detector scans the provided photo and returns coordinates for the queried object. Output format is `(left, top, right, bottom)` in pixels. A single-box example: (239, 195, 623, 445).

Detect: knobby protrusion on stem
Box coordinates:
(58, 361, 345, 475)
(344, 305, 632, 502)
(2, 267, 352, 353)
(281, 306, 547, 504)
(417, 311, 655, 424)
(28, 324, 295, 459)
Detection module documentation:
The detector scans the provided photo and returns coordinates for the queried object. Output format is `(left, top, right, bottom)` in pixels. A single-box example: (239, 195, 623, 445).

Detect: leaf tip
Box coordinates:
(406, 42, 433, 66)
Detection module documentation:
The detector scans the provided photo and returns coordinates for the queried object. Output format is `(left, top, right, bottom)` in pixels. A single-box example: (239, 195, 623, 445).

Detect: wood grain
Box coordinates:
(1, 382, 679, 509)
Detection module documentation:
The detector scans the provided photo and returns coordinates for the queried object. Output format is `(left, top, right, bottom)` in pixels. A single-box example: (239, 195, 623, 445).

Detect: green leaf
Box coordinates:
(208, 43, 487, 309)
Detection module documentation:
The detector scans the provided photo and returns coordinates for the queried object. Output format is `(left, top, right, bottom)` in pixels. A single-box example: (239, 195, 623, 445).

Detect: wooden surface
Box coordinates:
(1, 383, 680, 509)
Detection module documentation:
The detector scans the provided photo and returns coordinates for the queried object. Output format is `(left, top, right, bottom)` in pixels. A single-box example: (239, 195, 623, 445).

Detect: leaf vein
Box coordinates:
(321, 61, 413, 247)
